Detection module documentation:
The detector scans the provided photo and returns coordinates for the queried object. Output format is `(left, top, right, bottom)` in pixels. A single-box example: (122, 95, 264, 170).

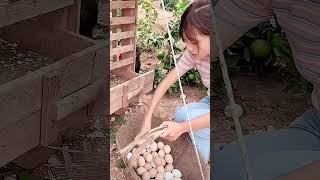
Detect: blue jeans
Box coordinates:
(175, 96, 210, 162)
(212, 109, 320, 180)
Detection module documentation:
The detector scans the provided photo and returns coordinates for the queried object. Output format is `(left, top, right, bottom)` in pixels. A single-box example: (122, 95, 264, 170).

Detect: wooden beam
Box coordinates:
(111, 1, 135, 9)
(0, 0, 74, 29)
(41, 71, 62, 146)
(55, 80, 104, 121)
(110, 57, 134, 70)
(111, 44, 134, 56)
(111, 31, 135, 41)
(111, 17, 135, 26)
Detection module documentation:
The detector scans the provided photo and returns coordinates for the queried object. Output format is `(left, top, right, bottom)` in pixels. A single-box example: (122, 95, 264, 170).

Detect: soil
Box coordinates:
(0, 39, 53, 85)
(110, 73, 127, 88)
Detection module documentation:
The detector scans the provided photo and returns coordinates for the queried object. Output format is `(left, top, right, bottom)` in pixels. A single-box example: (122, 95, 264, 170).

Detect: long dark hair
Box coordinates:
(179, 0, 210, 43)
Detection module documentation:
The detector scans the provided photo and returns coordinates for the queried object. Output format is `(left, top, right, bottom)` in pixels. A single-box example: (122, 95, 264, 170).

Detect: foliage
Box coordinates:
(137, 0, 161, 51)
(222, 18, 312, 94)
(161, 0, 179, 11)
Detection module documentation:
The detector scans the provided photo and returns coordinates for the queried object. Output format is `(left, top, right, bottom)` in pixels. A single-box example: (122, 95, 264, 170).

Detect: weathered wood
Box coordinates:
(127, 77, 144, 100)
(41, 71, 62, 146)
(111, 1, 135, 9)
(92, 44, 108, 80)
(66, 0, 81, 33)
(56, 80, 104, 121)
(111, 31, 135, 41)
(111, 44, 134, 56)
(110, 17, 135, 26)
(111, 57, 134, 70)
(0, 0, 74, 28)
(110, 97, 123, 115)
(0, 111, 41, 167)
(0, 71, 42, 130)
(60, 53, 95, 97)
(120, 5, 137, 72)
(110, 85, 124, 102)
(122, 84, 130, 108)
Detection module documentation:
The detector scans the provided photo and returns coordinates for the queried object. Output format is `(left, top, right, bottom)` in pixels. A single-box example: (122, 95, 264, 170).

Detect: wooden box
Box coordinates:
(0, 0, 75, 29)
(110, 69, 154, 114)
(0, 18, 106, 167)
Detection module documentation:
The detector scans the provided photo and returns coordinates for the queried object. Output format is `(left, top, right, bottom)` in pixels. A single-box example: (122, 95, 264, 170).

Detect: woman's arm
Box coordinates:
(160, 113, 210, 141)
(181, 112, 210, 132)
(141, 67, 181, 130)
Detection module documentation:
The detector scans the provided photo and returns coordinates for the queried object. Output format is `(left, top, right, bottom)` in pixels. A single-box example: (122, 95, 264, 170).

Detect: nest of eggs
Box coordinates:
(126, 141, 183, 180)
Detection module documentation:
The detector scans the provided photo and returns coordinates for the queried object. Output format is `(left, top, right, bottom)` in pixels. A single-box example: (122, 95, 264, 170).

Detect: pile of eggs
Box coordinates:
(127, 141, 183, 180)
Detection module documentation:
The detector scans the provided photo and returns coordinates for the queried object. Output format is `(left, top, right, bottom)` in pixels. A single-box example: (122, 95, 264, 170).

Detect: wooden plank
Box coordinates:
(65, 0, 81, 33)
(110, 17, 135, 26)
(92, 44, 108, 81)
(41, 71, 62, 146)
(55, 80, 104, 121)
(111, 31, 135, 41)
(110, 85, 124, 102)
(110, 57, 134, 70)
(142, 70, 155, 83)
(110, 97, 123, 114)
(0, 0, 74, 28)
(143, 82, 154, 94)
(0, 111, 41, 167)
(111, 1, 135, 9)
(111, 45, 134, 56)
(120, 6, 137, 72)
(60, 52, 95, 97)
(0, 72, 42, 130)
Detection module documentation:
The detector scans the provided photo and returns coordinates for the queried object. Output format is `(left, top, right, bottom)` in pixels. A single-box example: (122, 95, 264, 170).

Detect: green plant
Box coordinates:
(161, 0, 179, 11)
(224, 18, 312, 94)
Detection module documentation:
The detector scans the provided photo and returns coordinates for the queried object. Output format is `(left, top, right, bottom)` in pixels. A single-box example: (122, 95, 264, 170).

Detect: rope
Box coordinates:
(212, 8, 254, 180)
(160, 0, 205, 179)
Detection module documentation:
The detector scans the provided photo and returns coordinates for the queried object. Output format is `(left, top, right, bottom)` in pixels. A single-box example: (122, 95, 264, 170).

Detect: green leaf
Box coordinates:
(225, 55, 240, 68)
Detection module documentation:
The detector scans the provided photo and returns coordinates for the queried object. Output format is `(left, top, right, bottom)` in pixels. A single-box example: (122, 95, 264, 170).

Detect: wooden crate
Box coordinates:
(0, 0, 75, 29)
(0, 18, 107, 167)
(110, 0, 138, 71)
(110, 69, 154, 114)
(109, 0, 155, 114)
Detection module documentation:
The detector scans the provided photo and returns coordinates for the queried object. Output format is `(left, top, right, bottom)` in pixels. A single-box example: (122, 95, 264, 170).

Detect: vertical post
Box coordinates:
(41, 71, 62, 146)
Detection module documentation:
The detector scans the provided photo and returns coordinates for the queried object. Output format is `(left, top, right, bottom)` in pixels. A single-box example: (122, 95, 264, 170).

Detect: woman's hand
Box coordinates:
(160, 121, 188, 141)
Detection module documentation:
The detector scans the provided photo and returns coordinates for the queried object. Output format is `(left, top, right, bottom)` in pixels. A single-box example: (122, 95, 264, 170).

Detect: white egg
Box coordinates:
(150, 141, 158, 152)
(138, 156, 146, 167)
(151, 161, 156, 168)
(164, 154, 173, 164)
(149, 168, 158, 178)
(161, 158, 166, 166)
(154, 156, 162, 166)
(144, 163, 152, 171)
(163, 145, 171, 154)
(152, 152, 158, 157)
(172, 169, 182, 178)
(173, 178, 182, 180)
(137, 167, 147, 176)
(155, 173, 165, 180)
(164, 172, 174, 179)
(157, 142, 165, 150)
(158, 150, 165, 158)
(156, 166, 165, 174)
(165, 164, 174, 172)
(127, 152, 132, 160)
(142, 172, 151, 180)
(145, 153, 153, 163)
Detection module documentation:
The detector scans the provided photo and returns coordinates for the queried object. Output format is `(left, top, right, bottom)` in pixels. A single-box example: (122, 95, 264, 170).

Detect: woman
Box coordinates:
(137, 0, 211, 162)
